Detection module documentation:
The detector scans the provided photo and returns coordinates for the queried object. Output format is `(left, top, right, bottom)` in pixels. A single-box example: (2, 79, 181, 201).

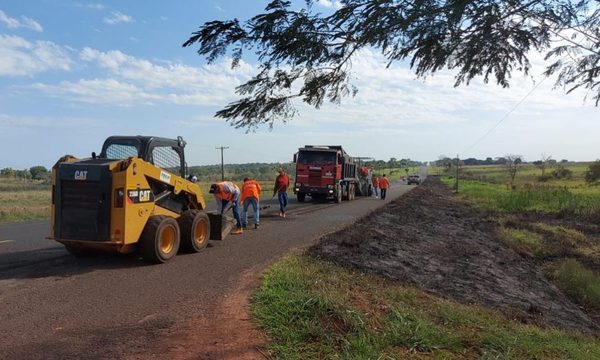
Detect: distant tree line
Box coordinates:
(188, 163, 293, 183)
(1, 166, 50, 181)
(363, 158, 425, 172)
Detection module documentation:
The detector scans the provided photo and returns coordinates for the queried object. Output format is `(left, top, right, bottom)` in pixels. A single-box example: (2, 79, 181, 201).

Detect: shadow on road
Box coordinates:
(0, 247, 145, 280)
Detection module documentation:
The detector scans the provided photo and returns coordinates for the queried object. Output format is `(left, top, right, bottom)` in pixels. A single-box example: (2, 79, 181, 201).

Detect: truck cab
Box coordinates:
(293, 145, 361, 203)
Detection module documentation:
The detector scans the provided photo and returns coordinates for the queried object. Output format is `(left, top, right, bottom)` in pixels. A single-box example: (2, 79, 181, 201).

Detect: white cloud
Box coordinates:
(0, 35, 72, 76)
(0, 9, 43, 32)
(316, 0, 343, 10)
(103, 11, 133, 25)
(86, 3, 105, 10)
(29, 48, 256, 106)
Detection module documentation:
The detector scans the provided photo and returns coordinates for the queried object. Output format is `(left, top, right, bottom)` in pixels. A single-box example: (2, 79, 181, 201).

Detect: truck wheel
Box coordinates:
(179, 210, 210, 253)
(140, 215, 180, 263)
(297, 192, 306, 202)
(334, 186, 342, 203)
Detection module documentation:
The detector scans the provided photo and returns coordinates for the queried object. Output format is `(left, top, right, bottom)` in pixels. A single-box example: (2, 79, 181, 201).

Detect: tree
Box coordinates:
(533, 153, 552, 176)
(504, 155, 523, 189)
(184, 0, 600, 129)
(29, 166, 49, 180)
(585, 160, 600, 184)
(0, 168, 15, 178)
(552, 164, 573, 179)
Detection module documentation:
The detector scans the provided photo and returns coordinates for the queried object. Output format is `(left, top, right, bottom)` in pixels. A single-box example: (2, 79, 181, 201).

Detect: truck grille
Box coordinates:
(308, 170, 322, 187)
(59, 180, 109, 241)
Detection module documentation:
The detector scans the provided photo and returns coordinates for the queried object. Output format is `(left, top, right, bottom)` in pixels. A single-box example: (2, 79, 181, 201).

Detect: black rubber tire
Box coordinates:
(139, 215, 180, 263)
(179, 210, 210, 253)
(297, 192, 306, 202)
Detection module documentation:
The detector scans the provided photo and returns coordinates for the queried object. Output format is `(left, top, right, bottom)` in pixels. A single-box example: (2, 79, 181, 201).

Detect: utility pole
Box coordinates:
(455, 154, 459, 192)
(216, 146, 229, 181)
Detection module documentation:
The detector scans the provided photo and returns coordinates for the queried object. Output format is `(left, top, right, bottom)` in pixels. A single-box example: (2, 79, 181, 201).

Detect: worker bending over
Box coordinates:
(209, 181, 243, 235)
(241, 177, 262, 229)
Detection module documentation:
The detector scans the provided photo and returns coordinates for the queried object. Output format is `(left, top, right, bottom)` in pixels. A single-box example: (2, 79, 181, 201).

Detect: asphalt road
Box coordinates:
(0, 180, 418, 359)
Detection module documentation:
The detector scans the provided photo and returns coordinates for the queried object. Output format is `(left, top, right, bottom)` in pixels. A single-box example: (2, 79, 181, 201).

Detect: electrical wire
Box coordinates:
(460, 75, 548, 157)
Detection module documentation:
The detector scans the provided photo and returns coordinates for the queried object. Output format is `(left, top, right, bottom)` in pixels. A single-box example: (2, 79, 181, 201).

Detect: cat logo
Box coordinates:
(74, 170, 88, 180)
(127, 189, 153, 203)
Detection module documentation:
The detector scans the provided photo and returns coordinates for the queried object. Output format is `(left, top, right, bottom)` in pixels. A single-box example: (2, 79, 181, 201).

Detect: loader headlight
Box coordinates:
(295, 182, 302, 187)
(328, 190, 334, 194)
(327, 184, 334, 189)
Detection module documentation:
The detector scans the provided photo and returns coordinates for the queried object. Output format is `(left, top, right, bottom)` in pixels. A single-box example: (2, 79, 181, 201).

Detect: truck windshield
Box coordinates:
(297, 151, 335, 165)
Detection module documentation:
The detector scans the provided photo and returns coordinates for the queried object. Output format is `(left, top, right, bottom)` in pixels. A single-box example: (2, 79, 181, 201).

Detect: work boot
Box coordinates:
(231, 227, 243, 235)
(242, 224, 247, 230)
(282, 212, 286, 218)
(254, 224, 259, 229)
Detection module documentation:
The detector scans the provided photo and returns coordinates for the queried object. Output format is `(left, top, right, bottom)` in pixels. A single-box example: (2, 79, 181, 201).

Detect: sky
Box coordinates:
(0, 0, 598, 169)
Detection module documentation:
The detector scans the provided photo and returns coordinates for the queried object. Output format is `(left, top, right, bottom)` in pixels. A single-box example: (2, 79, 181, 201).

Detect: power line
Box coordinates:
(215, 146, 229, 181)
(460, 75, 548, 157)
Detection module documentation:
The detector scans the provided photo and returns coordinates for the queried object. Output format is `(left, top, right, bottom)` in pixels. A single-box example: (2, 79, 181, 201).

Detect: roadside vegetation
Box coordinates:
(253, 255, 600, 359)
(0, 177, 51, 223)
(441, 161, 600, 318)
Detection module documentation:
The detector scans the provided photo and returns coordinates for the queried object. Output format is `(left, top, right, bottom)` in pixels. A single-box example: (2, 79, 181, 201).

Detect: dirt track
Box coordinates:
(311, 177, 599, 335)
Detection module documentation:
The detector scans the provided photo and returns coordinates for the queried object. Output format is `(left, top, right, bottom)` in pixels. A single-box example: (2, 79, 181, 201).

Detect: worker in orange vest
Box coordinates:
(372, 175, 380, 198)
(241, 177, 262, 229)
(379, 174, 390, 200)
(274, 168, 289, 217)
(209, 181, 243, 234)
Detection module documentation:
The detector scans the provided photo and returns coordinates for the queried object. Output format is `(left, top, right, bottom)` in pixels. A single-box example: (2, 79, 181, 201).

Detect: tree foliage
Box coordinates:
(585, 160, 600, 183)
(184, 0, 600, 129)
(29, 166, 49, 180)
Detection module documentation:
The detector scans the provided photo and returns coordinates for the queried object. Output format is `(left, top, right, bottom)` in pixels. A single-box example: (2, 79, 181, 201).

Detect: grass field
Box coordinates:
(0, 178, 50, 222)
(253, 255, 600, 359)
(443, 163, 600, 218)
(442, 163, 600, 317)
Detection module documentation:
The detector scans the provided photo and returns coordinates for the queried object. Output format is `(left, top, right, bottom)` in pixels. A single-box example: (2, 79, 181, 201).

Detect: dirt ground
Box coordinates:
(311, 177, 599, 336)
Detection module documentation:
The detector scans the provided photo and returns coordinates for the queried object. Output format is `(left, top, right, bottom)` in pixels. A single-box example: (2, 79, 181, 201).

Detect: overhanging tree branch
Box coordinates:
(183, 0, 599, 128)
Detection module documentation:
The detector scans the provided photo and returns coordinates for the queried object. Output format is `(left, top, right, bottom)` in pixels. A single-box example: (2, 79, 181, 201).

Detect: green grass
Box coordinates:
(253, 255, 600, 359)
(0, 178, 50, 222)
(442, 164, 600, 321)
(442, 177, 600, 218)
(500, 228, 543, 257)
(553, 259, 600, 311)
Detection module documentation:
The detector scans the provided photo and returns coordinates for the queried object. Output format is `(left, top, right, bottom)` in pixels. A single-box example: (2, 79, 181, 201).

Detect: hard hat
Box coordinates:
(191, 175, 198, 182)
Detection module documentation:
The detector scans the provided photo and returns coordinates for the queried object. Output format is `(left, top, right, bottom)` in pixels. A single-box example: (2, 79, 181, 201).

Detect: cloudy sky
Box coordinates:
(0, 1, 598, 169)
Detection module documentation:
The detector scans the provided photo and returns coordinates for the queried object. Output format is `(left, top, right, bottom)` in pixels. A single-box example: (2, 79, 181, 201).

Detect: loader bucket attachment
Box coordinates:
(207, 212, 236, 240)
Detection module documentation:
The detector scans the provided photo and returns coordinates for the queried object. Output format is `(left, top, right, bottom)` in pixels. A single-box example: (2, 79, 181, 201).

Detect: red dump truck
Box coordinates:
(293, 145, 372, 203)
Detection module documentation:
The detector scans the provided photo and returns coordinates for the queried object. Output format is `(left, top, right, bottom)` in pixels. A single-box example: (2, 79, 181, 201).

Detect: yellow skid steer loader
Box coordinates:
(49, 135, 233, 263)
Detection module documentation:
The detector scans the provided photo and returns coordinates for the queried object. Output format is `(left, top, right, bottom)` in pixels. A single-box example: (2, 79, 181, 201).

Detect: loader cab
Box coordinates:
(99, 136, 187, 177)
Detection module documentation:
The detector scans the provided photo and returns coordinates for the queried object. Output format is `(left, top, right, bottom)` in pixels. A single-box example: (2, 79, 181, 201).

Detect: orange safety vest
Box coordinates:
(379, 177, 390, 189)
(372, 176, 379, 187)
(214, 182, 240, 202)
(241, 179, 261, 203)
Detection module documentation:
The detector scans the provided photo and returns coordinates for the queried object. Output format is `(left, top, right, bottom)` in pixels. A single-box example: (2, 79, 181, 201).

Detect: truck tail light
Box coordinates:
(115, 188, 125, 208)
